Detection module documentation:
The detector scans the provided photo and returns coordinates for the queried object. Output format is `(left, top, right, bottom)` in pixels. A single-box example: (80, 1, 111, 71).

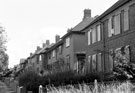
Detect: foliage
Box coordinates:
(113, 62, 135, 80)
(0, 26, 8, 71)
(40, 71, 101, 87)
(19, 70, 101, 92)
(46, 81, 134, 93)
(18, 70, 41, 93)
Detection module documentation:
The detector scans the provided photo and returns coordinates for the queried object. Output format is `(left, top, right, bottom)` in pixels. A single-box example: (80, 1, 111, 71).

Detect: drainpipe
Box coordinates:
(99, 20, 106, 80)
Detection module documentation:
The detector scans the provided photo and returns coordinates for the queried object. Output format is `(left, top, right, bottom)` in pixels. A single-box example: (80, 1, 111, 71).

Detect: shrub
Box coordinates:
(18, 70, 41, 93)
(19, 70, 101, 92)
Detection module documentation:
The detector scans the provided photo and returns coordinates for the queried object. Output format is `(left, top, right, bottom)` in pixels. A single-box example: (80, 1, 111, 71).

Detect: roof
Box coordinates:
(61, 31, 85, 39)
(27, 43, 55, 59)
(72, 17, 95, 31)
(82, 0, 131, 31)
(36, 43, 55, 54)
(46, 40, 64, 53)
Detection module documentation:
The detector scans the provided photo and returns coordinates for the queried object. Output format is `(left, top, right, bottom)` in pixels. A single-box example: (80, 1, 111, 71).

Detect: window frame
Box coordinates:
(66, 37, 70, 47)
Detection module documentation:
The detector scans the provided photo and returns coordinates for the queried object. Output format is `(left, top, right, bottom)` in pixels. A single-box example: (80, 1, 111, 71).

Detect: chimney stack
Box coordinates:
(30, 53, 33, 56)
(37, 46, 41, 51)
(42, 43, 46, 48)
(83, 9, 91, 20)
(46, 40, 50, 46)
(55, 35, 60, 43)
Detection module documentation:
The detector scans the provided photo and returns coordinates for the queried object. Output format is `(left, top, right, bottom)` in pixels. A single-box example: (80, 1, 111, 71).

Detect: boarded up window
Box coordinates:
(129, 3, 135, 30)
(97, 53, 102, 72)
(92, 28, 96, 43)
(124, 9, 129, 31)
(114, 14, 121, 35)
(92, 54, 97, 72)
(97, 25, 101, 41)
(108, 18, 112, 37)
(88, 56, 91, 72)
(66, 55, 70, 69)
(109, 49, 114, 71)
(88, 29, 91, 45)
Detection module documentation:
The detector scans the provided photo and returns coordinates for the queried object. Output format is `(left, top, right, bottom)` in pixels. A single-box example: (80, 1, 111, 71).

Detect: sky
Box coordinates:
(0, 0, 118, 68)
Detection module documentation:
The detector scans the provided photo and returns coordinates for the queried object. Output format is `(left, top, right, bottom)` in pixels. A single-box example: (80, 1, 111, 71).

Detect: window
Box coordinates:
(97, 25, 101, 41)
(52, 50, 55, 57)
(111, 15, 115, 29)
(121, 9, 129, 31)
(48, 52, 51, 59)
(109, 49, 114, 71)
(88, 56, 91, 72)
(39, 55, 42, 61)
(92, 28, 96, 43)
(66, 37, 70, 47)
(66, 55, 70, 69)
(129, 3, 135, 30)
(97, 53, 102, 72)
(108, 14, 121, 37)
(108, 18, 113, 37)
(88, 29, 91, 45)
(92, 54, 97, 72)
(114, 14, 121, 35)
(59, 46, 62, 54)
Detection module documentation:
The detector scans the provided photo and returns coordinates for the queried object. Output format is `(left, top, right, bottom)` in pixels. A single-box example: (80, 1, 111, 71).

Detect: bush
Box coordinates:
(40, 71, 101, 87)
(19, 70, 101, 92)
(18, 70, 41, 93)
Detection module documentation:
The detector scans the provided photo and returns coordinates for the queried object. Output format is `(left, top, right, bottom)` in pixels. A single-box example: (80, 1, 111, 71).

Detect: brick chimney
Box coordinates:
(30, 53, 33, 56)
(83, 9, 91, 20)
(55, 35, 60, 43)
(46, 40, 50, 46)
(37, 46, 41, 51)
(42, 43, 46, 48)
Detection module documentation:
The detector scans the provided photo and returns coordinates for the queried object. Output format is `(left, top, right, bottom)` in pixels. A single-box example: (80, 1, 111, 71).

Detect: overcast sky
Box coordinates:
(0, 0, 118, 68)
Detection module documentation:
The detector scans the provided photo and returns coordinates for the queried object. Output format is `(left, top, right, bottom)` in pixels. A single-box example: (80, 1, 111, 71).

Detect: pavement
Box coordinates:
(0, 81, 16, 93)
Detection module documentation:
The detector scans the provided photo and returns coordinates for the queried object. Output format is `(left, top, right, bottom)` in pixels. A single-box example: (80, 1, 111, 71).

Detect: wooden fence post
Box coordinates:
(94, 79, 98, 93)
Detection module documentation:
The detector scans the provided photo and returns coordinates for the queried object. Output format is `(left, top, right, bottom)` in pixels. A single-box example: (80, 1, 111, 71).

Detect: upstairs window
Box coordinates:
(52, 50, 55, 57)
(92, 28, 96, 44)
(114, 14, 121, 35)
(48, 52, 51, 59)
(59, 46, 62, 54)
(66, 37, 70, 47)
(108, 14, 121, 37)
(121, 9, 129, 32)
(129, 3, 135, 30)
(39, 55, 42, 61)
(88, 29, 92, 45)
(97, 25, 101, 41)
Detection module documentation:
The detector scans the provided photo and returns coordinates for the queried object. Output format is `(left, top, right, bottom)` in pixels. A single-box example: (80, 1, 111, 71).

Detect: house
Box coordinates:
(61, 31, 86, 74)
(82, 0, 135, 75)
(46, 35, 64, 73)
(44, 9, 95, 74)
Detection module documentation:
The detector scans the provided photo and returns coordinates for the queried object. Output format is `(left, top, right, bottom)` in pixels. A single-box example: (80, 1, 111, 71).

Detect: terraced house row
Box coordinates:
(23, 0, 135, 76)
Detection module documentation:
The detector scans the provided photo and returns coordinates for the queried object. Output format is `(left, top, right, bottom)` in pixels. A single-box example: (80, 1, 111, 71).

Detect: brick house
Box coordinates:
(44, 9, 94, 74)
(61, 31, 86, 74)
(82, 0, 135, 75)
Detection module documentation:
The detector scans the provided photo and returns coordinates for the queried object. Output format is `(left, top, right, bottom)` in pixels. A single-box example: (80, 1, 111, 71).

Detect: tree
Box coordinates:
(0, 26, 8, 71)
